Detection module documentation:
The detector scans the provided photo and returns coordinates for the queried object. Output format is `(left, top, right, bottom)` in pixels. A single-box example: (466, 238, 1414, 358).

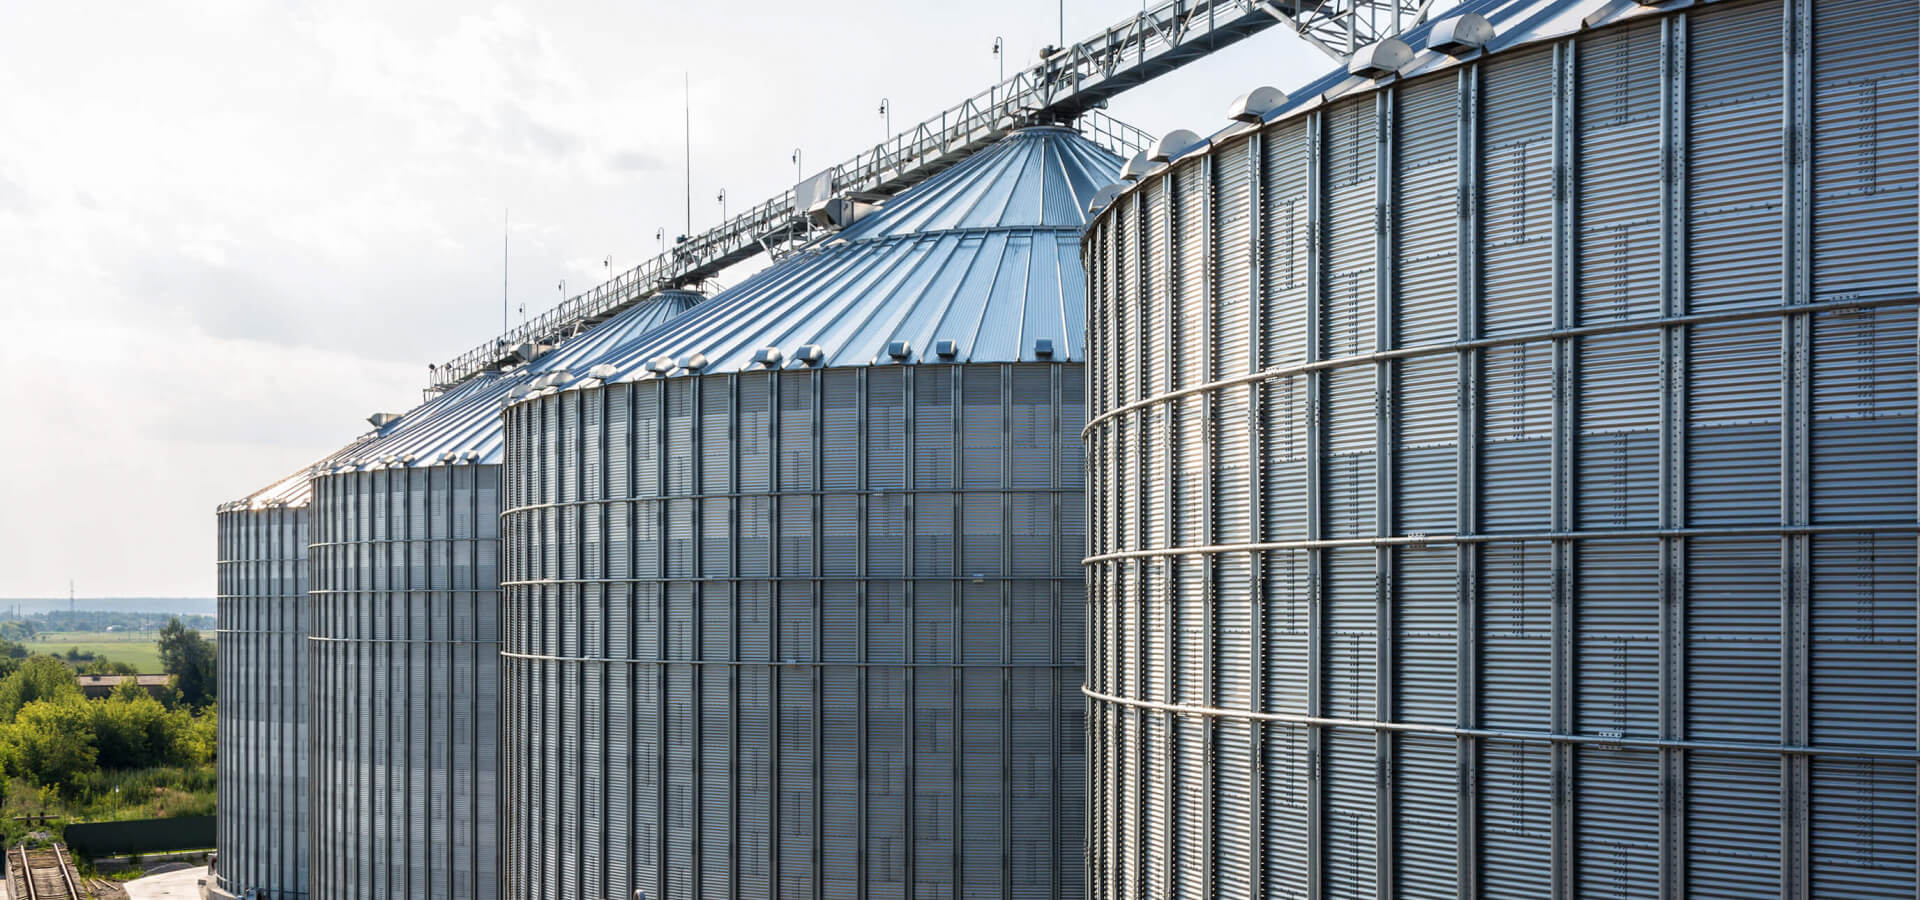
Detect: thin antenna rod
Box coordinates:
(684, 72, 692, 236)
(502, 208, 510, 337)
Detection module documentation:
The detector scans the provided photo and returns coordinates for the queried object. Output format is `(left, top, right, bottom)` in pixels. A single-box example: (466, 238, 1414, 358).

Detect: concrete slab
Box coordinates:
(122, 866, 206, 900)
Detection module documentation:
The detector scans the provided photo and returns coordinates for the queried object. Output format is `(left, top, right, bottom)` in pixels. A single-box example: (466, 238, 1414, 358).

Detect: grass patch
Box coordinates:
(25, 632, 211, 674)
(0, 765, 216, 847)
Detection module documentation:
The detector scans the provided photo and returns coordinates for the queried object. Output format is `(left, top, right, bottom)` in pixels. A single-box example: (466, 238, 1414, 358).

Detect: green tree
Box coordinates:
(92, 685, 190, 769)
(4, 696, 97, 787)
(186, 702, 217, 765)
(157, 619, 214, 708)
(0, 656, 81, 723)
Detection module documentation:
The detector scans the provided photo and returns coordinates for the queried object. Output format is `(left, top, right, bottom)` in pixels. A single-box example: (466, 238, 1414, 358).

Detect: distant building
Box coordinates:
(75, 674, 170, 700)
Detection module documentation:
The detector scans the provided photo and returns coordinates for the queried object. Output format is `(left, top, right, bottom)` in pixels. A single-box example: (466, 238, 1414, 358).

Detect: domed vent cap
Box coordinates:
(1120, 151, 1153, 181)
(1226, 86, 1288, 123)
(934, 340, 959, 359)
(1349, 38, 1413, 78)
(368, 412, 402, 428)
(795, 344, 826, 366)
(587, 364, 618, 379)
(1087, 183, 1124, 215)
(886, 341, 912, 361)
(646, 356, 676, 375)
(1426, 13, 1494, 55)
(1149, 130, 1203, 163)
(678, 353, 709, 372)
(753, 347, 784, 368)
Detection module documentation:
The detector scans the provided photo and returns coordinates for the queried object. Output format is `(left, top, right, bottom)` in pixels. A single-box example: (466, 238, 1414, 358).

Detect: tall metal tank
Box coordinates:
(213, 439, 371, 900)
(499, 126, 1115, 900)
(1080, 1, 1918, 898)
(305, 289, 701, 900)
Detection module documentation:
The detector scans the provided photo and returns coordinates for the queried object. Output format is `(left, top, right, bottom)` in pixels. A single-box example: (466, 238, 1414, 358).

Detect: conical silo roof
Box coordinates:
(323, 288, 704, 470)
(544, 126, 1120, 384)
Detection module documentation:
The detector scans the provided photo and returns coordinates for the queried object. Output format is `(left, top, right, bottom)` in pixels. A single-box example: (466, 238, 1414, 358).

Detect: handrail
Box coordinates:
(426, 0, 1441, 393)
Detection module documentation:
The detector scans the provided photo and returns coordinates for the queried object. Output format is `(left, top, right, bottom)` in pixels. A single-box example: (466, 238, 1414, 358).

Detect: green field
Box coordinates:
(27, 631, 212, 674)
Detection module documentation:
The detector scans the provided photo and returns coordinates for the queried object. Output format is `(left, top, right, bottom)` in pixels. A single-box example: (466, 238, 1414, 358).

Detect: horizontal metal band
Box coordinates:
(501, 575, 1080, 587)
(502, 650, 1076, 668)
(307, 540, 495, 550)
(502, 486, 1082, 517)
(1081, 686, 1920, 761)
(1080, 293, 1920, 438)
(1083, 521, 1919, 565)
(306, 635, 501, 646)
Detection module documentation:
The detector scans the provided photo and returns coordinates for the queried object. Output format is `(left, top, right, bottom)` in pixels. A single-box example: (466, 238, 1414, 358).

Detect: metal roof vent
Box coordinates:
(381, 454, 399, 466)
(400, 453, 417, 464)
(753, 347, 784, 368)
(1226, 86, 1288, 122)
(1426, 13, 1494, 55)
(1349, 38, 1413, 78)
(646, 356, 675, 375)
(886, 341, 911, 361)
(934, 340, 959, 359)
(463, 450, 480, 462)
(512, 342, 550, 363)
(1120, 151, 1153, 181)
(440, 451, 459, 463)
(1149, 130, 1202, 163)
(678, 353, 708, 372)
(1087, 184, 1124, 215)
(508, 384, 532, 400)
(587, 364, 618, 380)
(1033, 338, 1055, 359)
(796, 344, 826, 366)
(368, 412, 401, 428)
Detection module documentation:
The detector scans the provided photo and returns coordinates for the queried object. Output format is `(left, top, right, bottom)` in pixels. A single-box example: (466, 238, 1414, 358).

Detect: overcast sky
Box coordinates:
(0, 1, 1331, 598)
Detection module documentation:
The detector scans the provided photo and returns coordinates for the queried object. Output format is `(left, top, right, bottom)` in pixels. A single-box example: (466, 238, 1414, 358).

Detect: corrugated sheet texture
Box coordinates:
(308, 465, 503, 900)
(500, 364, 1087, 900)
(330, 290, 705, 471)
(288, 290, 695, 898)
(212, 433, 390, 900)
(544, 128, 1118, 381)
(1082, 1, 1919, 899)
(215, 506, 311, 900)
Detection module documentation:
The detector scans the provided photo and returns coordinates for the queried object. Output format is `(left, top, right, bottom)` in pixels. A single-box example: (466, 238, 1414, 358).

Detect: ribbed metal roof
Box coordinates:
(522, 127, 1119, 387)
(221, 433, 379, 511)
(237, 290, 703, 483)
(1111, 0, 1627, 192)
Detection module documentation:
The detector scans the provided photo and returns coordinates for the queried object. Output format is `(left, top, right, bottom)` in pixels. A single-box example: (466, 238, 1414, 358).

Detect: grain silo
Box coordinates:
(499, 126, 1113, 900)
(212, 437, 372, 900)
(304, 289, 700, 900)
(1080, 1, 1917, 899)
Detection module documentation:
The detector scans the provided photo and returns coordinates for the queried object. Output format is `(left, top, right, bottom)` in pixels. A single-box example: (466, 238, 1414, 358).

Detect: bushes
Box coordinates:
(5, 697, 97, 787)
(0, 656, 81, 723)
(0, 670, 205, 790)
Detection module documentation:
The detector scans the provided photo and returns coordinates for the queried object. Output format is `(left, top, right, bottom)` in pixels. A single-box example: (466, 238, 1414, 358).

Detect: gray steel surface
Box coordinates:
(1081, 0, 1918, 898)
(570, 128, 1118, 381)
(213, 439, 380, 900)
(301, 289, 702, 900)
(499, 126, 1115, 900)
(214, 505, 311, 900)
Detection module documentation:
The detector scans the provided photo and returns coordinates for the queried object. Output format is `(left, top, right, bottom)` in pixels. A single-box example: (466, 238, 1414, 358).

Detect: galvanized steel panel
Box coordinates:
(1081, 1, 1919, 898)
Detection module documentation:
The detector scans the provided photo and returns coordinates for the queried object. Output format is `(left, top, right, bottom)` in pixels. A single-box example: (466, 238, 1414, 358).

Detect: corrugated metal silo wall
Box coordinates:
(1081, 1, 1918, 898)
(308, 466, 502, 900)
(215, 506, 311, 899)
(501, 364, 1086, 900)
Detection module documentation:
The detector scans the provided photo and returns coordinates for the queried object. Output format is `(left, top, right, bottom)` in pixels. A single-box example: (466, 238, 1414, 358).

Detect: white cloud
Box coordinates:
(0, 0, 1332, 597)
